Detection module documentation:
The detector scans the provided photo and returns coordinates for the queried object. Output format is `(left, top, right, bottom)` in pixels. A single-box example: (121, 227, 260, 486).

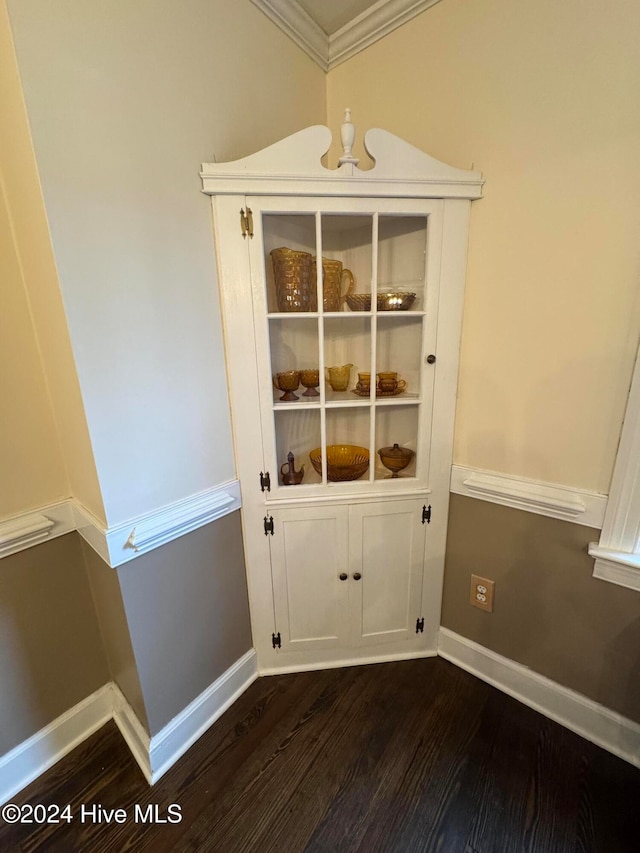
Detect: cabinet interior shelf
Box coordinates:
(267, 311, 426, 320)
(272, 395, 420, 411)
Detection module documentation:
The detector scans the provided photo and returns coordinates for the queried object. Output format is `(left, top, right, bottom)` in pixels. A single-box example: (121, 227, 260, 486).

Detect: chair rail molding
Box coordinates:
(0, 481, 241, 567)
(0, 502, 75, 559)
(450, 465, 607, 528)
(74, 480, 242, 568)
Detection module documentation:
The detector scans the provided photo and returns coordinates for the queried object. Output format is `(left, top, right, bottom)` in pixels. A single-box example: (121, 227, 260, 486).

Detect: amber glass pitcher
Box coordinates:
(312, 257, 355, 312)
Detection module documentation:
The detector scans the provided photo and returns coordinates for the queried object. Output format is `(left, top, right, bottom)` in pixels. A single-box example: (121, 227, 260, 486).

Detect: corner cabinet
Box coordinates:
(201, 118, 483, 674)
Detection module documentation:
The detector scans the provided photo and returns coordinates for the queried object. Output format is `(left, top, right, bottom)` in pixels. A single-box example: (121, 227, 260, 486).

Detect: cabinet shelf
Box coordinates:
(375, 394, 420, 406)
(268, 312, 320, 320)
(325, 399, 372, 409)
(272, 399, 321, 411)
(271, 396, 420, 410)
(374, 310, 426, 318)
(267, 311, 426, 320)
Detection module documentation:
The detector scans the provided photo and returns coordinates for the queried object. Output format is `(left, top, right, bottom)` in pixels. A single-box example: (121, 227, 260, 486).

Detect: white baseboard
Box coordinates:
(438, 628, 640, 769)
(0, 650, 258, 804)
(0, 685, 113, 806)
(111, 687, 152, 784)
(148, 649, 258, 783)
(259, 648, 436, 676)
(5, 638, 637, 806)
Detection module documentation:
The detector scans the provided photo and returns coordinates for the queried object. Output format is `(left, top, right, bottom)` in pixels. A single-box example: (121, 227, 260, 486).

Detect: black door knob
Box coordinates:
(353, 572, 362, 580)
(427, 354, 436, 364)
(339, 572, 348, 581)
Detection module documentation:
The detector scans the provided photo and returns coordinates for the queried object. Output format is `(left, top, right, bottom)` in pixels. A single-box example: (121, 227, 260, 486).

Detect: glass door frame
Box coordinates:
(246, 195, 444, 502)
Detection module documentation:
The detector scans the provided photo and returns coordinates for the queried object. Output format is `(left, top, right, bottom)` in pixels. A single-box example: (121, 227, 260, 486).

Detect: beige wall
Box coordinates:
(0, 179, 67, 516)
(1, 0, 316, 753)
(0, 533, 109, 755)
(327, 0, 640, 493)
(443, 496, 640, 723)
(0, 1, 105, 521)
(6, 0, 327, 525)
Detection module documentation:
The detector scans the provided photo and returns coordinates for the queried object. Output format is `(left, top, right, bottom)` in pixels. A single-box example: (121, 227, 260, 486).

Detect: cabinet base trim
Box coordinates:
(259, 648, 436, 676)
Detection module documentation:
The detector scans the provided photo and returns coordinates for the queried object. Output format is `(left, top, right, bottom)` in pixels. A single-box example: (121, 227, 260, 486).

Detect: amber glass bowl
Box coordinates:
(346, 292, 417, 311)
(377, 291, 417, 311)
(299, 368, 320, 396)
(345, 293, 371, 312)
(309, 445, 370, 481)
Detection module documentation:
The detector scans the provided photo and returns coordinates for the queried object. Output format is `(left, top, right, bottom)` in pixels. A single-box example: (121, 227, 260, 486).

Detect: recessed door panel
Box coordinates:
(349, 500, 426, 647)
(270, 505, 349, 651)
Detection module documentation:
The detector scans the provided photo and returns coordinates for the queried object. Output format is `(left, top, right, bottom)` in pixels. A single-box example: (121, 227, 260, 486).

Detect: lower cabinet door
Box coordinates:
(348, 499, 426, 647)
(270, 505, 350, 652)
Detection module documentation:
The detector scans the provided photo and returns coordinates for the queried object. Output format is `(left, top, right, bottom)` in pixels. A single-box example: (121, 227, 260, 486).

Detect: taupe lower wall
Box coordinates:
(117, 512, 252, 736)
(1, 510, 252, 754)
(0, 533, 109, 755)
(82, 542, 149, 731)
(443, 495, 640, 724)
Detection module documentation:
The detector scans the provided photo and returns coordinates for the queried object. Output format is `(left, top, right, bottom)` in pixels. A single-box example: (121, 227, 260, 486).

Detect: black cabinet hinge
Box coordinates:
(264, 514, 274, 536)
(272, 632, 281, 649)
(416, 617, 425, 633)
(240, 207, 254, 239)
(422, 504, 432, 524)
(260, 471, 271, 492)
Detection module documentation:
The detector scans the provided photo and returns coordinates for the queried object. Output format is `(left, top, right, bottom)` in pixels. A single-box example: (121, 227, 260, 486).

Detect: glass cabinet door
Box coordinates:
(248, 198, 441, 497)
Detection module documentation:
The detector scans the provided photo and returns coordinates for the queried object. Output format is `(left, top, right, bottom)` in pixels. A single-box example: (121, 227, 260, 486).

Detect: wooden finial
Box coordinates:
(338, 108, 359, 166)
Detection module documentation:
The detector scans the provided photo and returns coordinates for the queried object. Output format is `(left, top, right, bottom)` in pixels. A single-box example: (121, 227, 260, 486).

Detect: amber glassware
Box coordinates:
(270, 247, 314, 312)
(299, 368, 320, 397)
(272, 370, 300, 401)
(378, 443, 415, 478)
(309, 445, 369, 481)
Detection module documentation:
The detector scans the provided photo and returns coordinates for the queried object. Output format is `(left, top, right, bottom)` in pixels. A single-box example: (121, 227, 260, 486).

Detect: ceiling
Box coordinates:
(296, 0, 380, 35)
(251, 0, 442, 71)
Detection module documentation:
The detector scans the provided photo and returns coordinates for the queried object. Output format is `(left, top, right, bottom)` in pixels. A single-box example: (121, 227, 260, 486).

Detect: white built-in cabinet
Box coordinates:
(201, 120, 483, 674)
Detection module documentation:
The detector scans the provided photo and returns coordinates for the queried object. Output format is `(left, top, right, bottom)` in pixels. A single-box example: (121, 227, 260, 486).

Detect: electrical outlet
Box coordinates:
(470, 574, 495, 612)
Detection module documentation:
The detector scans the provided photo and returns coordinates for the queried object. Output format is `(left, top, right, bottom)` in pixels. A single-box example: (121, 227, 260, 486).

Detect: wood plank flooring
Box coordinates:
(2, 657, 639, 852)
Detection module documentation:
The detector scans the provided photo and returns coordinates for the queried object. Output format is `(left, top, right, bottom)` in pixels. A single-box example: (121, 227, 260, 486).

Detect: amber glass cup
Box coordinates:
(273, 370, 300, 401)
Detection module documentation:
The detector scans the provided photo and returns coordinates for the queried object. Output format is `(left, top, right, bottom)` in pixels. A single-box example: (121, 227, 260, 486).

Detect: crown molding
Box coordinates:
(251, 0, 443, 71)
(251, 0, 329, 71)
(328, 0, 443, 69)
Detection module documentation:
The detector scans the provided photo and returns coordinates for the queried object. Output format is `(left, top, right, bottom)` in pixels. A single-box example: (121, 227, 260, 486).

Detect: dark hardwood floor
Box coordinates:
(2, 657, 639, 852)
